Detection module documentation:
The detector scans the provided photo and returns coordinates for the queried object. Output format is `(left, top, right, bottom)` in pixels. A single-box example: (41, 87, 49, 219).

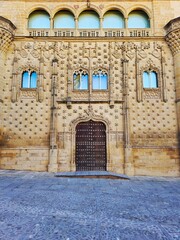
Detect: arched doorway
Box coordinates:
(76, 120, 107, 171)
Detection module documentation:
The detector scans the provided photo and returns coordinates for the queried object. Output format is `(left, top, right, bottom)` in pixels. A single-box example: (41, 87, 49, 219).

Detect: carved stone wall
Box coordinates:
(0, 38, 179, 175)
(0, 0, 179, 176)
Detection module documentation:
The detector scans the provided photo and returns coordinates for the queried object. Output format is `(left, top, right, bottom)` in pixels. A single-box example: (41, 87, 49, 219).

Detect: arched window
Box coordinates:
(92, 70, 108, 90)
(28, 10, 50, 28)
(73, 70, 88, 90)
(143, 71, 158, 88)
(54, 10, 75, 28)
(103, 10, 125, 28)
(128, 10, 150, 28)
(78, 10, 100, 29)
(22, 71, 37, 88)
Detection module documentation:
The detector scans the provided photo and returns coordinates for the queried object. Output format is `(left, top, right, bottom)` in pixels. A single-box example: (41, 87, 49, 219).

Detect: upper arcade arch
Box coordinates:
(54, 10, 75, 29)
(127, 5, 151, 29)
(28, 9, 50, 28)
(51, 6, 76, 19)
(128, 10, 150, 28)
(127, 5, 152, 18)
(101, 5, 126, 19)
(78, 10, 100, 29)
(26, 5, 153, 37)
(103, 10, 125, 28)
(26, 5, 51, 19)
(76, 4, 101, 19)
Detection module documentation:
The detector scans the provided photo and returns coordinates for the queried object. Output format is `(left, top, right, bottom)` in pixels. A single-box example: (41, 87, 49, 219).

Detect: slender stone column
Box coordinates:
(48, 58, 58, 172)
(165, 17, 180, 130)
(122, 56, 134, 176)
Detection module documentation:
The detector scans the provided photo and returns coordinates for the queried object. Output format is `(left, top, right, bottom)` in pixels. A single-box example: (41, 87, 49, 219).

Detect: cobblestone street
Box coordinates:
(0, 170, 179, 240)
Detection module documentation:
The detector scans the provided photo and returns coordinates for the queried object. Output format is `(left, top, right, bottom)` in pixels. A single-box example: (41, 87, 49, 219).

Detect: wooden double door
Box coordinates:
(76, 120, 107, 171)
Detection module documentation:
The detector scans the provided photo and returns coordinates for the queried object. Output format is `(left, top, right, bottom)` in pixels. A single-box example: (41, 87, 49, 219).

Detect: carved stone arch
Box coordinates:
(139, 59, 162, 101)
(69, 111, 112, 171)
(70, 111, 111, 132)
(127, 5, 152, 19)
(102, 5, 126, 19)
(73, 67, 89, 75)
(18, 65, 39, 88)
(141, 61, 160, 75)
(18, 65, 39, 75)
(136, 59, 161, 102)
(92, 67, 109, 91)
(141, 59, 161, 84)
(76, 5, 101, 19)
(26, 5, 51, 19)
(52, 6, 76, 19)
(141, 68, 160, 88)
(92, 66, 108, 73)
(26, 6, 52, 31)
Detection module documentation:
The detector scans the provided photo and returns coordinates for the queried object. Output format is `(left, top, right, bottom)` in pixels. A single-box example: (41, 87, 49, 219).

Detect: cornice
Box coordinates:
(14, 36, 165, 42)
(0, 16, 16, 32)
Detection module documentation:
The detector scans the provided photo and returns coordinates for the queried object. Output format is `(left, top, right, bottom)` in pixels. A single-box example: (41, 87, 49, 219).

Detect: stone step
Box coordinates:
(55, 171, 130, 180)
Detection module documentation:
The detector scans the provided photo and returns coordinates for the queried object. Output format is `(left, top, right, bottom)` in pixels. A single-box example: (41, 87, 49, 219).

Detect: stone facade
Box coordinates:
(0, 0, 180, 176)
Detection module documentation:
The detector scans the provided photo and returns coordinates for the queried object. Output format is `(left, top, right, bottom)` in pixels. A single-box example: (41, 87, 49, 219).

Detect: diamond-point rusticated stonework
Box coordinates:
(0, 0, 179, 176)
(165, 17, 180, 56)
(0, 16, 16, 52)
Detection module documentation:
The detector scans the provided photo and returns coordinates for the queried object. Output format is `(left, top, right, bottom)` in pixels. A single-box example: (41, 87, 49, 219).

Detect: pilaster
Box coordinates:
(48, 58, 58, 172)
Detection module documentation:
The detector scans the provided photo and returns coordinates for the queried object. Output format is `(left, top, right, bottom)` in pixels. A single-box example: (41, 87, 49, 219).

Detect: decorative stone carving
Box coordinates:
(136, 55, 165, 102)
(165, 17, 180, 55)
(19, 42, 29, 58)
(72, 92, 89, 100)
(82, 42, 98, 58)
(20, 90, 37, 98)
(52, 41, 68, 59)
(143, 89, 161, 99)
(70, 106, 112, 132)
(91, 92, 109, 101)
(0, 16, 16, 52)
(141, 59, 160, 72)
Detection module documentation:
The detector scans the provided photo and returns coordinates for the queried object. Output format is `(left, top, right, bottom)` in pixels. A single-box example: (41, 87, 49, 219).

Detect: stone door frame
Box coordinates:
(69, 113, 112, 171)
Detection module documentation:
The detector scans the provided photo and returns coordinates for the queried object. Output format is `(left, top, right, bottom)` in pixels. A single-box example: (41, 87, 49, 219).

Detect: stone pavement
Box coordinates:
(0, 170, 179, 240)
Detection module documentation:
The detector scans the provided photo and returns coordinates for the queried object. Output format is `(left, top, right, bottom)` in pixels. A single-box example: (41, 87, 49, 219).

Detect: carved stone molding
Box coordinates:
(20, 89, 37, 99)
(164, 17, 180, 56)
(143, 89, 161, 99)
(72, 91, 90, 100)
(0, 16, 16, 52)
(72, 91, 109, 101)
(70, 105, 112, 132)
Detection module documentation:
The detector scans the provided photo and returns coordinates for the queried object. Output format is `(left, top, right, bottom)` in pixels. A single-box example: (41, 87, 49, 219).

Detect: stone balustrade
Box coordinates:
(28, 28, 152, 38)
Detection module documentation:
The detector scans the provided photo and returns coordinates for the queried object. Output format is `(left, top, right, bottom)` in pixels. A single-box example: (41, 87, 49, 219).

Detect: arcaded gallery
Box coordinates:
(0, 0, 179, 176)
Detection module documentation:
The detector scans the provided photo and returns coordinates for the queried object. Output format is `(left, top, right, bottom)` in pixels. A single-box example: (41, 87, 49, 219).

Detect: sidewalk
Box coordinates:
(0, 170, 179, 240)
